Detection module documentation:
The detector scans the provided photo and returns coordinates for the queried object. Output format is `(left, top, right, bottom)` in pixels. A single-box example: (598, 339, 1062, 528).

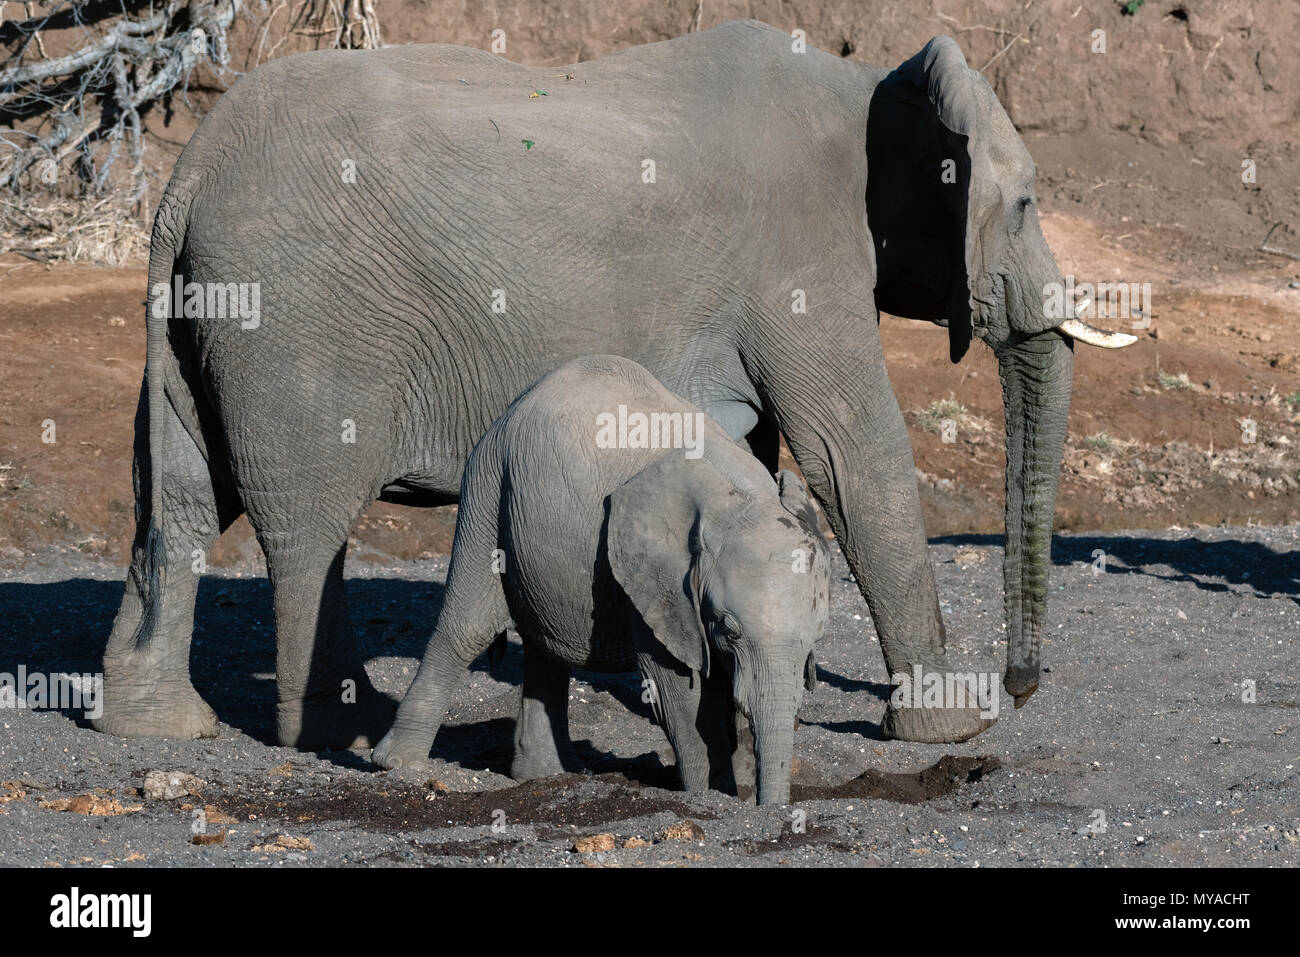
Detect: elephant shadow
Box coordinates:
(0, 572, 675, 782)
(0, 574, 446, 748)
(11, 528, 1278, 766)
(439, 635, 677, 787)
(0, 577, 129, 725)
(933, 531, 1299, 601)
(427, 715, 678, 791)
(797, 664, 889, 739)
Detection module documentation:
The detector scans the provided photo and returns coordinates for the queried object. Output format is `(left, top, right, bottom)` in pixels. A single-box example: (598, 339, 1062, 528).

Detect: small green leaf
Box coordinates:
(522, 139, 535, 150)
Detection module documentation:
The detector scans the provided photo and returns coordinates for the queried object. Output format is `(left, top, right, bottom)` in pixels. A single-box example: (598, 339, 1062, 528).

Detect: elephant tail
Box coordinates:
(128, 186, 193, 649)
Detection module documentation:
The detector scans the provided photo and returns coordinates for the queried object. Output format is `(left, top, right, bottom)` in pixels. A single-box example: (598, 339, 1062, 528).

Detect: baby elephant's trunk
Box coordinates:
(747, 660, 802, 806)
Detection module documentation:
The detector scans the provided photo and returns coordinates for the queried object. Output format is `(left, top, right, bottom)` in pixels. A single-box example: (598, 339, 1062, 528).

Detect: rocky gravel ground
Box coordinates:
(0, 525, 1296, 867)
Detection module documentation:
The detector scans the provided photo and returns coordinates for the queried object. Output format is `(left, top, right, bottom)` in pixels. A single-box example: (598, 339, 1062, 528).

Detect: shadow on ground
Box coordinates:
(0, 575, 443, 743)
(2, 529, 1292, 764)
(0, 572, 670, 780)
(935, 532, 1299, 600)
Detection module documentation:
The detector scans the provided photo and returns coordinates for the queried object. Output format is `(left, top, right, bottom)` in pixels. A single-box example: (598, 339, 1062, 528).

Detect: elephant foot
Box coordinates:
(509, 749, 569, 781)
(92, 667, 219, 740)
(370, 726, 434, 770)
(881, 704, 995, 744)
(277, 676, 396, 751)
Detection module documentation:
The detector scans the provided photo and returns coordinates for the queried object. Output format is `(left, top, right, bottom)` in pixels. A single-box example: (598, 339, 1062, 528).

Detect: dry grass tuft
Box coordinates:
(915, 395, 969, 433)
(0, 196, 147, 266)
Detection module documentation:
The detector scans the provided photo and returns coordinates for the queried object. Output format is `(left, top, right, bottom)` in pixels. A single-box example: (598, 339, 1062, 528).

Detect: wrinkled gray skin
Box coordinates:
(372, 356, 830, 805)
(100, 19, 1075, 749)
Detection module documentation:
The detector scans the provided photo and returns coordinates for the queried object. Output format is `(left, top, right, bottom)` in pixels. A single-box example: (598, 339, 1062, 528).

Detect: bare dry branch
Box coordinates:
(1, 0, 383, 259)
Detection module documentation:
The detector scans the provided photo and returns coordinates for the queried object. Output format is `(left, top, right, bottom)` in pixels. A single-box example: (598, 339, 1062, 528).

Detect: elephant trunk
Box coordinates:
(996, 329, 1074, 708)
(747, 661, 800, 806)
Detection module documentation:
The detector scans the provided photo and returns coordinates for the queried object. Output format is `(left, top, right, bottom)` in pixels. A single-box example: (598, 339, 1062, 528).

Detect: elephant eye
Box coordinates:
(1013, 196, 1032, 233)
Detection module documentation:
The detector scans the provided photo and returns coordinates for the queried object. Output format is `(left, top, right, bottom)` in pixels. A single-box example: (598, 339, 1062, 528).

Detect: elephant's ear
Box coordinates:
(894, 35, 999, 363)
(776, 470, 822, 540)
(607, 456, 710, 675)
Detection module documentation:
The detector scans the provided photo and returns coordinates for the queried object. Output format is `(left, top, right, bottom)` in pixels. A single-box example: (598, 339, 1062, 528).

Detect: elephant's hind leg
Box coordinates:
(510, 643, 578, 780)
(373, 494, 511, 769)
(96, 387, 239, 739)
(257, 525, 395, 751)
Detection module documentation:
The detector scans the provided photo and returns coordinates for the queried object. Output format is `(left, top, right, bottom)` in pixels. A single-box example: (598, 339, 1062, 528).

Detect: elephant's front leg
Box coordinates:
(638, 646, 739, 794)
(746, 306, 994, 744)
(638, 651, 709, 792)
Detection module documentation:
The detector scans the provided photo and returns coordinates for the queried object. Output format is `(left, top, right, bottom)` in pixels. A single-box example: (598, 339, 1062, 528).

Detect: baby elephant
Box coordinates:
(372, 355, 830, 804)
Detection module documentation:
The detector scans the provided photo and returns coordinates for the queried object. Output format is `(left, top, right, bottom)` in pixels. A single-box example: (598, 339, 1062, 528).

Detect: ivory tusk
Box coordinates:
(1055, 317, 1138, 348)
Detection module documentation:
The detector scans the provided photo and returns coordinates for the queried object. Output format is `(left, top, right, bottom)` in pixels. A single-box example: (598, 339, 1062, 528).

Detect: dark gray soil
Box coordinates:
(0, 526, 1296, 867)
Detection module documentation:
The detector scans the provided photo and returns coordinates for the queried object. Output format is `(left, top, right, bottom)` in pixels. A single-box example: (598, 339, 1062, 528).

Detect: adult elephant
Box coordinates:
(97, 19, 1131, 750)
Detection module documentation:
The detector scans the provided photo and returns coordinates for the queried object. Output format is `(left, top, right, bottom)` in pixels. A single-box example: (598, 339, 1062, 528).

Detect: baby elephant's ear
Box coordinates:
(776, 470, 821, 538)
(606, 457, 709, 674)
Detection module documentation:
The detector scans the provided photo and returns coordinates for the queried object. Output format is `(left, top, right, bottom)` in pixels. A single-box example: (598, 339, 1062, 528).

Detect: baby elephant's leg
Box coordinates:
(510, 642, 577, 780)
(638, 650, 712, 793)
(696, 668, 756, 802)
(697, 668, 743, 796)
(372, 625, 502, 769)
(372, 526, 509, 770)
